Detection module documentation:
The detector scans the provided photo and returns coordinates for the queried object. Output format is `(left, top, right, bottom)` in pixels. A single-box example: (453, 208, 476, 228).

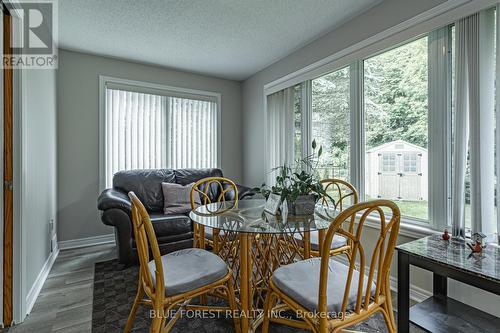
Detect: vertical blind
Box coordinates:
(167, 97, 217, 169)
(104, 87, 218, 187)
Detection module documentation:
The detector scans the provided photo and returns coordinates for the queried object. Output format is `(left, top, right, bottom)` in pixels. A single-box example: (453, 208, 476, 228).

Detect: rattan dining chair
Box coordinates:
(125, 192, 240, 333)
(262, 199, 400, 333)
(295, 178, 358, 258)
(190, 177, 239, 252)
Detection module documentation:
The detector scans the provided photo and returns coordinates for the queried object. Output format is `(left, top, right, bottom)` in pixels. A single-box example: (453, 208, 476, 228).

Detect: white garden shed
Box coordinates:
(365, 140, 428, 201)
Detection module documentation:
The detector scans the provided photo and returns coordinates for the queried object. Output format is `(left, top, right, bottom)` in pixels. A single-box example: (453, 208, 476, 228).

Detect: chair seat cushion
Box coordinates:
(272, 258, 375, 313)
(148, 248, 228, 296)
(294, 231, 347, 251)
(148, 213, 192, 237)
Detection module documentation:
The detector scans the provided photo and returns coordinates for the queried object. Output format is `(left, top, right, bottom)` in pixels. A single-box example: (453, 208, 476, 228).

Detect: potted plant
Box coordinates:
(253, 140, 332, 215)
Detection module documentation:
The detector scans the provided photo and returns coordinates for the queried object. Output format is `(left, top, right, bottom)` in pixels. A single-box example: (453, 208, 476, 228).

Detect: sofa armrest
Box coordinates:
(97, 188, 132, 213)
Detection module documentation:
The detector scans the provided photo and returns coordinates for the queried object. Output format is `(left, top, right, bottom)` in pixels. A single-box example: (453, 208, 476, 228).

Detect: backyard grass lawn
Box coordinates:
(394, 200, 428, 220)
(366, 196, 429, 221)
(390, 201, 472, 223)
(359, 198, 474, 225)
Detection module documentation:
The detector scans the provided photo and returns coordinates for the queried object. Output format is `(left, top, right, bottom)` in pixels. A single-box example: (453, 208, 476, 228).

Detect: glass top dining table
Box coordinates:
(189, 198, 339, 332)
(188, 198, 338, 234)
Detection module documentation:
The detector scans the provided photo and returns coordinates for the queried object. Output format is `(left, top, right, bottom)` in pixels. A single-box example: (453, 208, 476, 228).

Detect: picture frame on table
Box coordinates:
(264, 193, 282, 215)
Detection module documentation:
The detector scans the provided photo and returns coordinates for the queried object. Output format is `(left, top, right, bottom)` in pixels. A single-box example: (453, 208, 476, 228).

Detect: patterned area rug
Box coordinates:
(92, 259, 420, 332)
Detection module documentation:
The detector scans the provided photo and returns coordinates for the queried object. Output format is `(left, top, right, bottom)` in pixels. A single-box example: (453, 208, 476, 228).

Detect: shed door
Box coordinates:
(399, 152, 422, 200)
(378, 153, 399, 198)
(378, 152, 422, 200)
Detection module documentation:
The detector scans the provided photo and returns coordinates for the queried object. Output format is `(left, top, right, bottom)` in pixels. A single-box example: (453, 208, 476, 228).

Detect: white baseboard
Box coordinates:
(25, 245, 60, 315)
(389, 275, 432, 303)
(58, 234, 115, 250)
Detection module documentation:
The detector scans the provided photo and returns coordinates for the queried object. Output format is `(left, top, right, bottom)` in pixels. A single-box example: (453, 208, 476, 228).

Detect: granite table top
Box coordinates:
(396, 234, 500, 283)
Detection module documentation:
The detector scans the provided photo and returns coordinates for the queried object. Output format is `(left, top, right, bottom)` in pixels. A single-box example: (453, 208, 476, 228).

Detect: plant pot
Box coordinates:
(287, 194, 316, 215)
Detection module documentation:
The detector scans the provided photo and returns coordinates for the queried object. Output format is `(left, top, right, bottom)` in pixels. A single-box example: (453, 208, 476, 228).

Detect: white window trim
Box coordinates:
(98, 75, 222, 191)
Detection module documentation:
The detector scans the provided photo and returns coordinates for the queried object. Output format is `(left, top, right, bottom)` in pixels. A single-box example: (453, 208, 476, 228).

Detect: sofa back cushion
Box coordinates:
(113, 168, 224, 212)
(174, 168, 224, 203)
(113, 169, 176, 212)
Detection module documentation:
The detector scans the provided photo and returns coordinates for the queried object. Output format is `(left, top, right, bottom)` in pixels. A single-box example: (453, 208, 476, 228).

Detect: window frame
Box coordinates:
(98, 75, 222, 190)
(269, 27, 454, 230)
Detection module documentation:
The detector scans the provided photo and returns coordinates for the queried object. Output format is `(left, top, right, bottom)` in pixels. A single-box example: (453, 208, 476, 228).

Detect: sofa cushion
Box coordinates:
(146, 213, 192, 237)
(162, 182, 201, 214)
(113, 169, 176, 212)
(174, 168, 223, 185)
(174, 168, 224, 203)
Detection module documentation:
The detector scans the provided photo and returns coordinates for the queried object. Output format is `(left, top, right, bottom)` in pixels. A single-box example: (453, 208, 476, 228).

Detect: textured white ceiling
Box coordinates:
(59, 0, 381, 80)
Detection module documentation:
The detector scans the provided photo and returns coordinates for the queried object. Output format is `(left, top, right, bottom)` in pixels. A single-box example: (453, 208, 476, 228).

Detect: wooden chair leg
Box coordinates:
(380, 307, 396, 333)
(213, 228, 220, 253)
(384, 278, 396, 332)
(193, 224, 199, 248)
(149, 296, 166, 333)
(159, 315, 168, 333)
(226, 277, 241, 333)
(261, 289, 276, 333)
(124, 282, 145, 332)
(150, 314, 163, 333)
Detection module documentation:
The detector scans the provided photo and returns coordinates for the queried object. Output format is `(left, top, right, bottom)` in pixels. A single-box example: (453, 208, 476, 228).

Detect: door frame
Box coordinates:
(0, 7, 4, 327)
(2, 2, 25, 326)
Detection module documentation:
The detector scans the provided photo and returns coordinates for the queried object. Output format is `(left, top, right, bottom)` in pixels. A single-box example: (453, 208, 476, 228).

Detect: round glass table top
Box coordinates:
(189, 199, 338, 234)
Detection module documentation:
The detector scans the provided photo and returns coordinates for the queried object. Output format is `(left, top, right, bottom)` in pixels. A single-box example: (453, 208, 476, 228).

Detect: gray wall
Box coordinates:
(241, 0, 500, 317)
(23, 68, 57, 293)
(57, 49, 243, 242)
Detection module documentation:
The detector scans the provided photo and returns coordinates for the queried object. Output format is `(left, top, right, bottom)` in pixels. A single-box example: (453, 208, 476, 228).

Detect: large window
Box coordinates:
(364, 36, 429, 221)
(281, 29, 449, 226)
(101, 77, 219, 188)
(269, 7, 500, 238)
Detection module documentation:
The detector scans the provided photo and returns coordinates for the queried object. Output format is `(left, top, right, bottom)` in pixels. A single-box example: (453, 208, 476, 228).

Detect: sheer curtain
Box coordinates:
(104, 87, 218, 187)
(452, 9, 495, 238)
(267, 87, 295, 185)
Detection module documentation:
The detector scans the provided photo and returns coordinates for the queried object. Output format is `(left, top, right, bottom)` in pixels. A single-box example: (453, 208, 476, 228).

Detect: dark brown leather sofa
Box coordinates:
(97, 168, 253, 265)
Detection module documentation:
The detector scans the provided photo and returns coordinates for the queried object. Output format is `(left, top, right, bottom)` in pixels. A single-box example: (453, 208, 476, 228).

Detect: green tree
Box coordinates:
(311, 67, 350, 178)
(364, 37, 428, 149)
(306, 36, 428, 179)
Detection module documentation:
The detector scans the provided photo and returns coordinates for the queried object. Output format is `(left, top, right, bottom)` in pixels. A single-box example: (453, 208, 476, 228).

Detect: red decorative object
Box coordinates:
(467, 240, 484, 253)
(442, 229, 450, 241)
(467, 232, 487, 253)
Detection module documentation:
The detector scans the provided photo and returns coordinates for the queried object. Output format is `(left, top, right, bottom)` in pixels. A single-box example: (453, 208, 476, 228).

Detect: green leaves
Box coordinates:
(257, 139, 326, 203)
